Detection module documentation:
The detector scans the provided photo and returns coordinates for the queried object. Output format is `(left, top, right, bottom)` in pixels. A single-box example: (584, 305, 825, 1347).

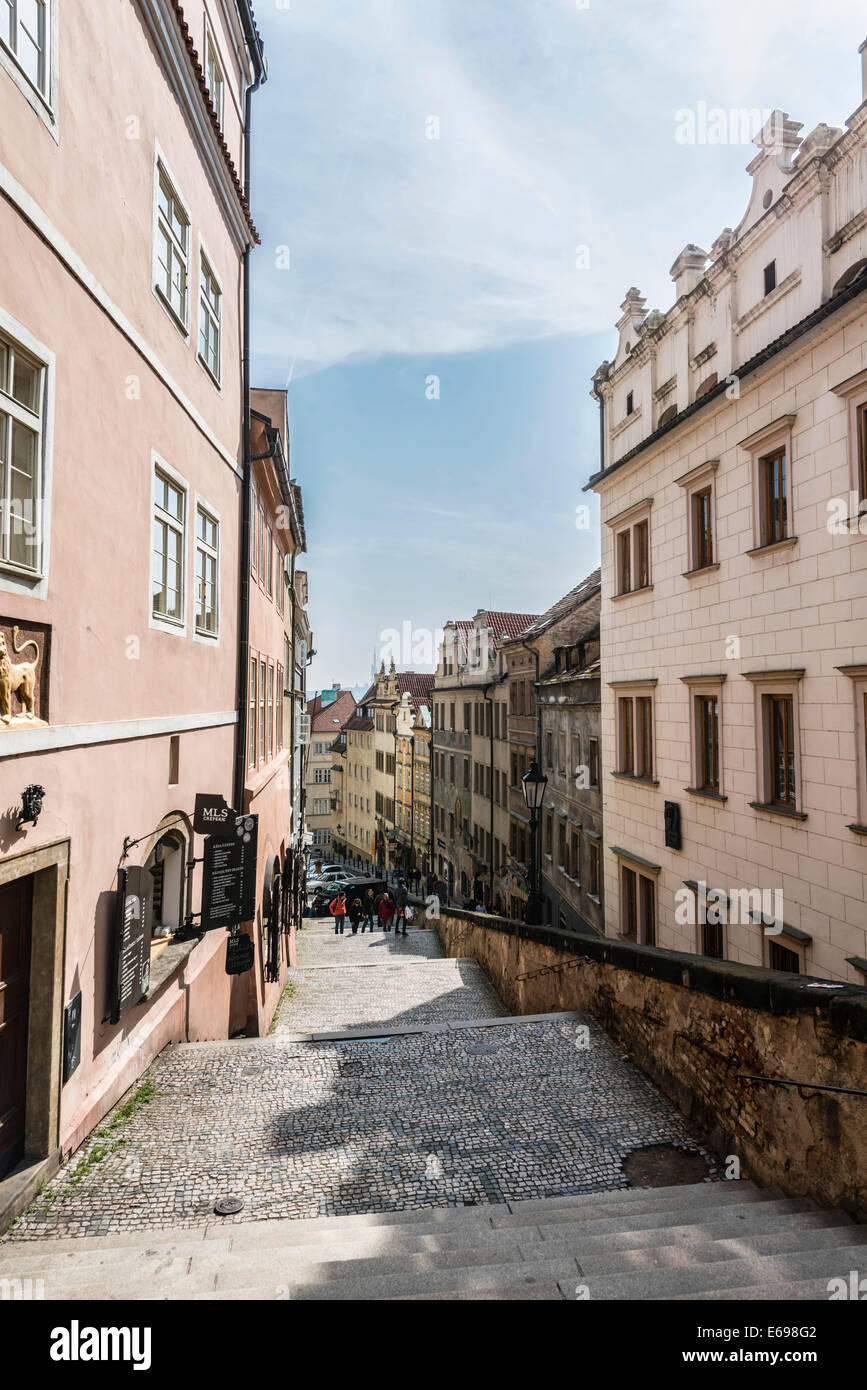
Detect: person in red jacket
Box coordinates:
(329, 891, 346, 935)
(377, 891, 395, 932)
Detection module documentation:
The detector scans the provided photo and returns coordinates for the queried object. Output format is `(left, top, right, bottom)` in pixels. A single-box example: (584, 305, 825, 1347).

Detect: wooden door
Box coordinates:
(0, 876, 33, 1176)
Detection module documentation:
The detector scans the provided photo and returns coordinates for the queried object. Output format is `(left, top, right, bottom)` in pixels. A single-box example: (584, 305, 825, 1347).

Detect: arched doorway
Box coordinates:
(146, 829, 187, 937)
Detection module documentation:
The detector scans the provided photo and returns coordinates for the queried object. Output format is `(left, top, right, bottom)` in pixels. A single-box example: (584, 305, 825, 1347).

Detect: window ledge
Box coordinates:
(684, 786, 728, 802)
(145, 934, 201, 1001)
(746, 537, 798, 558)
(611, 584, 654, 601)
(682, 563, 720, 578)
(611, 772, 659, 787)
(748, 800, 808, 822)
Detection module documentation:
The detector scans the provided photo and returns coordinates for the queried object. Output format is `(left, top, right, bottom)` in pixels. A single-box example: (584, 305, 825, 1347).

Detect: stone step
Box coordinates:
(670, 1279, 851, 1300)
(555, 1244, 867, 1301)
(505, 1180, 756, 1214)
(231, 1254, 584, 1301)
(0, 1205, 850, 1276)
(493, 1194, 812, 1234)
(540, 1222, 867, 1272)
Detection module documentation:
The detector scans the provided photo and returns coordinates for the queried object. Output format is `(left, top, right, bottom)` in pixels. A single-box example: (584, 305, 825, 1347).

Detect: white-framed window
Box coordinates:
(611, 680, 656, 782)
(744, 669, 806, 818)
(151, 462, 186, 627)
(0, 325, 46, 576)
(258, 658, 266, 764)
(250, 482, 259, 577)
(154, 157, 190, 331)
(740, 416, 796, 555)
(267, 662, 274, 760)
(682, 673, 726, 798)
(204, 18, 225, 129)
(607, 498, 653, 596)
(194, 501, 219, 637)
(676, 459, 719, 575)
(248, 654, 257, 769)
(1, 0, 49, 97)
(198, 252, 221, 385)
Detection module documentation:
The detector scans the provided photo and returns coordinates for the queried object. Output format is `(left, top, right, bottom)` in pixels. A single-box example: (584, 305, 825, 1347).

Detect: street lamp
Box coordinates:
(521, 759, 548, 925)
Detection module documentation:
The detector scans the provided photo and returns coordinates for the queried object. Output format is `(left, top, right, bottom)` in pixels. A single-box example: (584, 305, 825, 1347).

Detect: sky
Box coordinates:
(248, 0, 866, 693)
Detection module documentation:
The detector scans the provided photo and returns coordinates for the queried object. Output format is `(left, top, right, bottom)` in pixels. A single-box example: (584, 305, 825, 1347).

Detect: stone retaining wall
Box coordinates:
(435, 908, 867, 1217)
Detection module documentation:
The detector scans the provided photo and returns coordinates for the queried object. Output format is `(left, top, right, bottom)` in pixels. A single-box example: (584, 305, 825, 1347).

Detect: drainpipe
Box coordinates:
(483, 683, 496, 906)
(232, 28, 266, 816)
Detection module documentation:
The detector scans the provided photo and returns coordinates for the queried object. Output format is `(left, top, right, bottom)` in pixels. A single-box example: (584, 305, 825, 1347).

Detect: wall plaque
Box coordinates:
(63, 991, 82, 1082)
(201, 814, 258, 930)
(111, 866, 152, 1023)
(0, 617, 50, 729)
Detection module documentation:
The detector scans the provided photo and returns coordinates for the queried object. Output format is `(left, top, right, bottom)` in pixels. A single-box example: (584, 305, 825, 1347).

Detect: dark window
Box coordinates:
(759, 449, 788, 545)
(636, 696, 653, 778)
(767, 694, 796, 807)
(701, 918, 724, 959)
(621, 866, 637, 939)
(588, 738, 599, 786)
(588, 842, 600, 896)
(858, 402, 867, 504)
(617, 529, 631, 594)
(626, 391, 634, 415)
(763, 260, 776, 296)
(697, 694, 719, 792)
(769, 940, 800, 974)
(635, 519, 649, 587)
(693, 486, 713, 567)
(640, 876, 655, 946)
(618, 698, 634, 775)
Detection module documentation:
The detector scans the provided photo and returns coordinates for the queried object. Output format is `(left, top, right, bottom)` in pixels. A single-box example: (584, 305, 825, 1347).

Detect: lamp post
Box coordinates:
(521, 759, 548, 926)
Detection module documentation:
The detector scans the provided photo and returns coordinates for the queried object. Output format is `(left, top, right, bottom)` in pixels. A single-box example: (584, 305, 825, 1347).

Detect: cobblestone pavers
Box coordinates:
(294, 920, 447, 969)
(11, 1016, 715, 1239)
(275, 922, 506, 1034)
(8, 916, 715, 1241)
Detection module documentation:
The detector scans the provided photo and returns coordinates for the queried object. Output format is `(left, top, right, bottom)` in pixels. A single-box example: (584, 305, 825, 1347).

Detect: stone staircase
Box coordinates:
(0, 1180, 863, 1300)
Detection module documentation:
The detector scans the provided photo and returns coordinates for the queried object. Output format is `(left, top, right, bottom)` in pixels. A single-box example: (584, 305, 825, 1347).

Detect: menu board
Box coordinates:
(201, 814, 258, 930)
(111, 866, 152, 1023)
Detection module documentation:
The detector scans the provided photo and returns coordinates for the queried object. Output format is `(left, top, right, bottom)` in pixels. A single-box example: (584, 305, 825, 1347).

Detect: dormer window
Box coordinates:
(764, 261, 776, 296)
(626, 391, 634, 416)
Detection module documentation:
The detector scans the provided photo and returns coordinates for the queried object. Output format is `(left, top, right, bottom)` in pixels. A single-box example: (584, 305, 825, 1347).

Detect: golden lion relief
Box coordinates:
(0, 626, 45, 727)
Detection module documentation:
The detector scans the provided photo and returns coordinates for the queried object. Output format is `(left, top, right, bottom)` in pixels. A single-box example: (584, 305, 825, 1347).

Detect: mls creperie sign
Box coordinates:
(193, 793, 235, 838)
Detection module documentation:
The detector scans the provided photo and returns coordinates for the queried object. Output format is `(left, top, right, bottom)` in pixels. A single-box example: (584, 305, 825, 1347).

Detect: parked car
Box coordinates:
(309, 877, 388, 916)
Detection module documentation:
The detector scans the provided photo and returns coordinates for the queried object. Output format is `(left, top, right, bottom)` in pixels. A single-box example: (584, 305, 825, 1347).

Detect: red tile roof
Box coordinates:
(307, 689, 357, 731)
(357, 671, 436, 706)
(483, 612, 542, 648)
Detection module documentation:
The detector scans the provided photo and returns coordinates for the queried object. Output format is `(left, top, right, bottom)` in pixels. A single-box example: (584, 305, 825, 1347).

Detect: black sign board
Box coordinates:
(664, 800, 682, 851)
(194, 792, 235, 838)
(201, 814, 258, 930)
(63, 991, 82, 1082)
(111, 865, 152, 1024)
(226, 932, 255, 975)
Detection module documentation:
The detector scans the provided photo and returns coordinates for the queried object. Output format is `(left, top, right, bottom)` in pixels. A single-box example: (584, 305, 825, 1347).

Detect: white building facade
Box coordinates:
(588, 54, 867, 983)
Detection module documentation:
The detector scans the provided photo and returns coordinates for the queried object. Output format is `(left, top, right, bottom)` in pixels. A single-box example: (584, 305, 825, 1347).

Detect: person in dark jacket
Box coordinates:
(395, 878, 409, 935)
(363, 887, 377, 933)
(348, 896, 364, 934)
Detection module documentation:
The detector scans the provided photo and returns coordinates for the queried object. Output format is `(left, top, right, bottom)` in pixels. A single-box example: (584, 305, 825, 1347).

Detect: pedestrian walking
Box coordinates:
(363, 887, 376, 933)
(378, 891, 395, 932)
(329, 891, 346, 935)
(395, 877, 409, 935)
(348, 896, 363, 934)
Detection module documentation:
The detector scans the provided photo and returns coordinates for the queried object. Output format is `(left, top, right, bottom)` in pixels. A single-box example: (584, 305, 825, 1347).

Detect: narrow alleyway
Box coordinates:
(2, 919, 864, 1300)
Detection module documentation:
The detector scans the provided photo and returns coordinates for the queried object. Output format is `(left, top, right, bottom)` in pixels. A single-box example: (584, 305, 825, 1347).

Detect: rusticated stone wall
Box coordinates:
(435, 907, 867, 1217)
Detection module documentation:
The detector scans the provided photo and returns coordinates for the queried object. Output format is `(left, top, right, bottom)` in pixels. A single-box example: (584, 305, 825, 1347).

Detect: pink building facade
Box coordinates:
(0, 0, 266, 1223)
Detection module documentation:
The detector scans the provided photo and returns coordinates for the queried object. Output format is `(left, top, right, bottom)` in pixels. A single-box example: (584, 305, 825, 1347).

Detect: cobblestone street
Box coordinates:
(9, 920, 715, 1241)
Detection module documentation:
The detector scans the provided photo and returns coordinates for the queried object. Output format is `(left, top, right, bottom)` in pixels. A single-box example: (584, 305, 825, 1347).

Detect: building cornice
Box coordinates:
(137, 0, 259, 248)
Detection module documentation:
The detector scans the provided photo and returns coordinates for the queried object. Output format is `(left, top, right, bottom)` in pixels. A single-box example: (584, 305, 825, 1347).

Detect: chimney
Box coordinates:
(860, 38, 867, 103)
(669, 245, 708, 301)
